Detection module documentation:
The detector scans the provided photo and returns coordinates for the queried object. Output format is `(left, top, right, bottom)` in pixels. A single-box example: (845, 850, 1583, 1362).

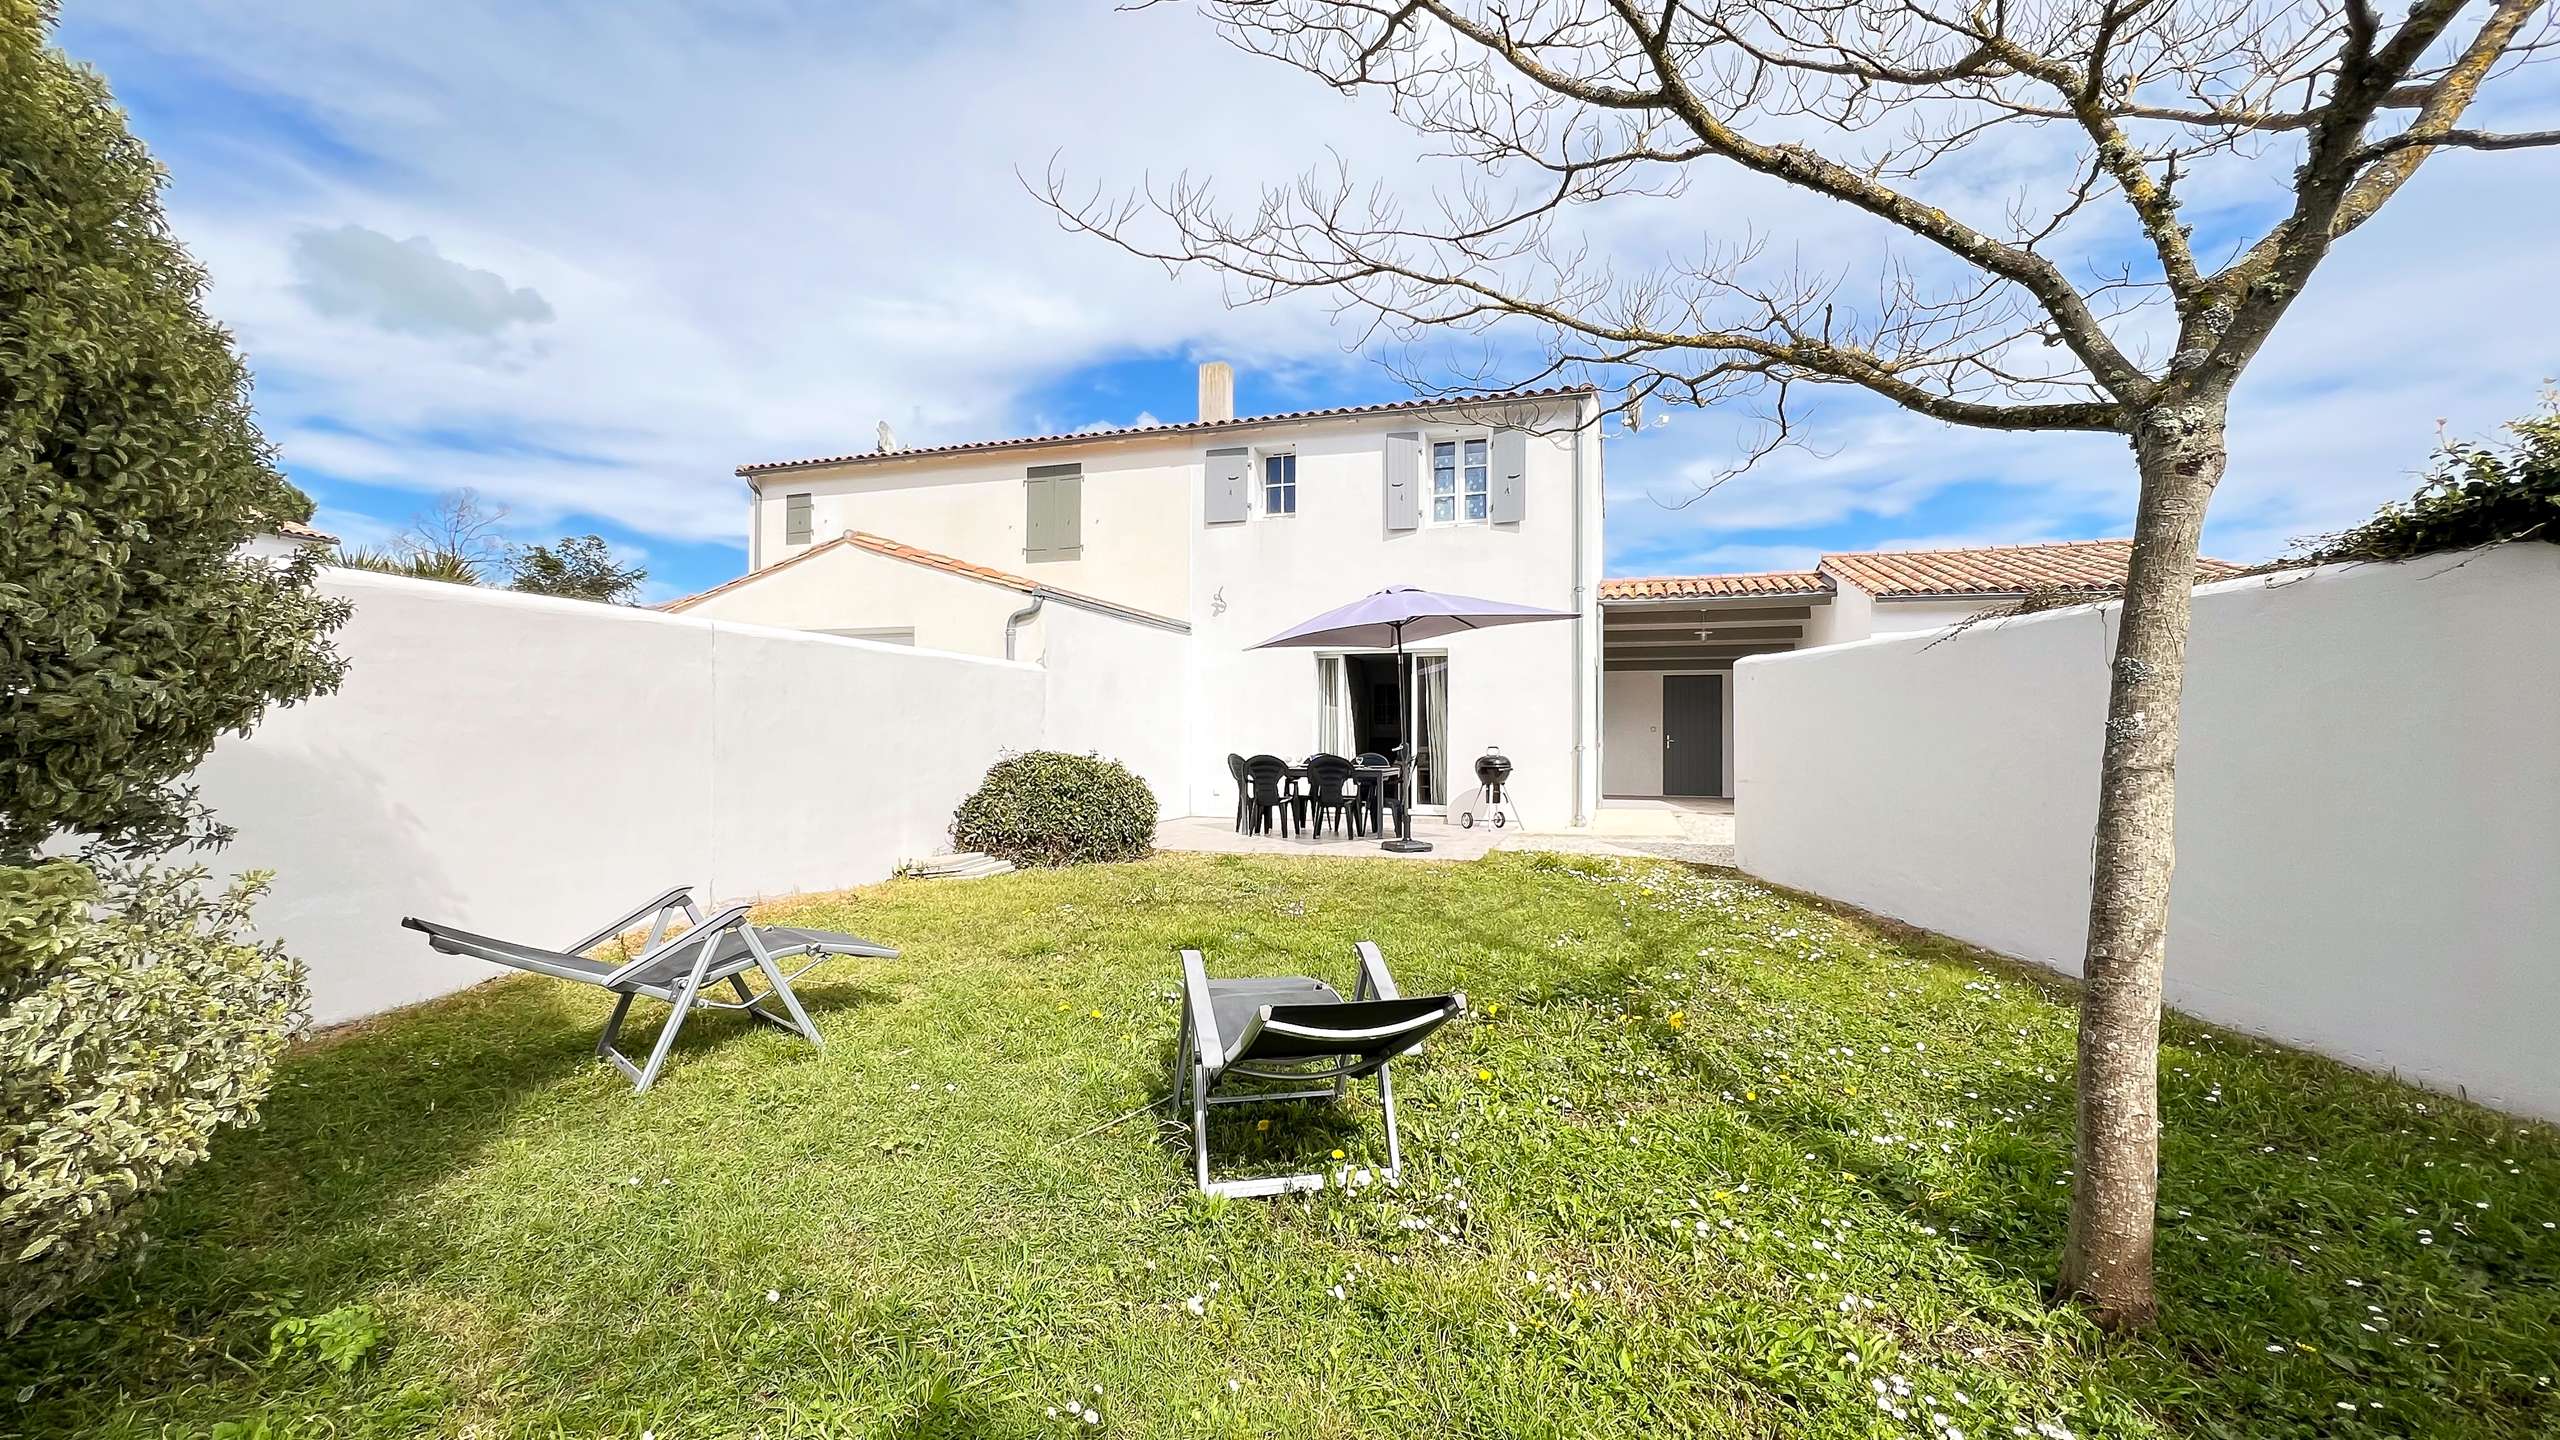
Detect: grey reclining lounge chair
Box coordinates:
(402, 885, 896, 1093)
(1172, 942, 1464, 1198)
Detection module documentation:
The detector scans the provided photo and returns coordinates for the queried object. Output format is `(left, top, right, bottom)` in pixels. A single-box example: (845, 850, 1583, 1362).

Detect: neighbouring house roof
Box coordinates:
(1816, 538, 2247, 598)
(273, 519, 338, 544)
(1599, 538, 2246, 606)
(659, 530, 1190, 632)
(1598, 570, 1831, 602)
(736, 386, 1597, 477)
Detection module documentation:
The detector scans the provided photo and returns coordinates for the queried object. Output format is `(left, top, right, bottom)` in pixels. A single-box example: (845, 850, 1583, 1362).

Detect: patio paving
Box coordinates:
(1154, 796, 1736, 867)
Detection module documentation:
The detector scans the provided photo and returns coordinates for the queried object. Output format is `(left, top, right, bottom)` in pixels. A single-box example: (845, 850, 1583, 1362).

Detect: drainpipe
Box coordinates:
(1569, 395, 1595, 829)
(1003, 593, 1044, 661)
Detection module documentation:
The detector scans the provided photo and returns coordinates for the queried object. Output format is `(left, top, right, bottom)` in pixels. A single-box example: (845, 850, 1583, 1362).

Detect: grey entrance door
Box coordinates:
(1662, 673, 1722, 797)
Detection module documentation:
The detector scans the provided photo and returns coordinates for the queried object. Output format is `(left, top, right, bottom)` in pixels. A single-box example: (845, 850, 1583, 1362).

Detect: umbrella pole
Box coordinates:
(1383, 620, 1432, 853)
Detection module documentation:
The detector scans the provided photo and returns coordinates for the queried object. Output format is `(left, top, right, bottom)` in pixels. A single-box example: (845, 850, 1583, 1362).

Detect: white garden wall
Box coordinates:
(1735, 543, 2560, 1119)
(191, 571, 1045, 1027)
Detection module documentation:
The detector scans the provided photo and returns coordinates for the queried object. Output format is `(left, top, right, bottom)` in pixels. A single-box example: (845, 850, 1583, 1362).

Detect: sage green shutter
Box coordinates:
(1025, 462, 1083, 560)
(784, 492, 813, 544)
(1383, 431, 1421, 531)
(1204, 447, 1251, 524)
(1489, 428, 1528, 524)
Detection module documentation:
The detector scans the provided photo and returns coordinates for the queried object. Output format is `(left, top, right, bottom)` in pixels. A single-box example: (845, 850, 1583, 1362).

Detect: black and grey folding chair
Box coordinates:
(401, 885, 896, 1093)
(1171, 942, 1464, 1198)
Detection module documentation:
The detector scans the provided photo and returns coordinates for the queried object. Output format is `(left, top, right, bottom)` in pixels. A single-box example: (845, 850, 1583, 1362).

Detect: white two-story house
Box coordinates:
(669, 365, 1608, 830)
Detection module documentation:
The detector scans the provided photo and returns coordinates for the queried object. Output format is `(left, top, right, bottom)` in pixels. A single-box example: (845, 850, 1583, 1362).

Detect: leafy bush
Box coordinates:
(0, 860, 305, 1334)
(510, 534, 648, 603)
(0, 5, 347, 861)
(951, 751, 1158, 869)
(2302, 398, 2559, 563)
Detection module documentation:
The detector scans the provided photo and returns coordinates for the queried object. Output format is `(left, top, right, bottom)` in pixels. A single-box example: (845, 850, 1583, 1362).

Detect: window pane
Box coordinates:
(1464, 438, 1488, 466)
(1465, 491, 1488, 520)
(1432, 442, 1456, 495)
(1433, 495, 1457, 522)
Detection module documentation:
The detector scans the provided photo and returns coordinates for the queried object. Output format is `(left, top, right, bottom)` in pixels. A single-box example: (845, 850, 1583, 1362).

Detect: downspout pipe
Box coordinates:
(1570, 395, 1596, 828)
(1004, 594, 1044, 661)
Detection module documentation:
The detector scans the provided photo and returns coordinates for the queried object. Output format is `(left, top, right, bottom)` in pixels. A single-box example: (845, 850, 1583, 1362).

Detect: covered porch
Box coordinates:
(1597, 574, 1832, 800)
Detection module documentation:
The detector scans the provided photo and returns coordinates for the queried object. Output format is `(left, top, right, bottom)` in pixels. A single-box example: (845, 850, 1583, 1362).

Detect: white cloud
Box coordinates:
(290, 224, 553, 339)
(65, 1, 2560, 573)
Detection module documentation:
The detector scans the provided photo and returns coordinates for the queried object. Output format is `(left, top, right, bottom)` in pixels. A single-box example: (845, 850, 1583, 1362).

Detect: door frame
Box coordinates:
(1314, 649, 1451, 812)
(1660, 671, 1724, 798)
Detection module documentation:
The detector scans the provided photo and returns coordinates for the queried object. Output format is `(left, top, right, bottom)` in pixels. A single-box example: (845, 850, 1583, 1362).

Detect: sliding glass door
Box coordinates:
(1313, 653, 1449, 807)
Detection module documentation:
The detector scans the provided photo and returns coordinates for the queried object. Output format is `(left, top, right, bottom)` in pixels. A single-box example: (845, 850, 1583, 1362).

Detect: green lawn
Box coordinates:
(7, 853, 2556, 1438)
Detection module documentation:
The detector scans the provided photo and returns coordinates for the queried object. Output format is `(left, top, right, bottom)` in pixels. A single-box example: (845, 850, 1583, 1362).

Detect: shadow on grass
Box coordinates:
(0, 972, 899, 1396)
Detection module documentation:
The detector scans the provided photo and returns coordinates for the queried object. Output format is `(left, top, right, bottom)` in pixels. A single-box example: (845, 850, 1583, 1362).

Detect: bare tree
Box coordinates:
(396, 488, 514, 579)
(1046, 0, 2557, 1328)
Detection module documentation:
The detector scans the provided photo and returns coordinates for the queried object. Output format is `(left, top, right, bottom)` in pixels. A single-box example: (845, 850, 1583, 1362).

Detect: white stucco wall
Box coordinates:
(1033, 599, 1191, 815)
(676, 540, 1035, 656)
(188, 571, 1045, 1027)
(1601, 670, 1664, 795)
(1799, 583, 1868, 646)
(750, 436, 1195, 619)
(1734, 544, 2560, 1118)
(1182, 399, 1602, 829)
(1867, 597, 1994, 634)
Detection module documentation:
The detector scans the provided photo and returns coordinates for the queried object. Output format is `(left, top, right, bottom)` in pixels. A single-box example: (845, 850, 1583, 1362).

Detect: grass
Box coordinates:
(5, 853, 2556, 1438)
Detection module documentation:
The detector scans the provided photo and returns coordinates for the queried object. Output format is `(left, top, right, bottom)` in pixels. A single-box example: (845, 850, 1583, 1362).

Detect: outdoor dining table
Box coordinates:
(1281, 761, 1399, 834)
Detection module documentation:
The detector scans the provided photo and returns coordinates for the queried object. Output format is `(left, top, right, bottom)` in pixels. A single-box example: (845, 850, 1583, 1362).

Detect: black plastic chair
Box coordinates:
(1227, 753, 1251, 833)
(1357, 752, 1398, 831)
(1301, 753, 1364, 839)
(1241, 754, 1296, 837)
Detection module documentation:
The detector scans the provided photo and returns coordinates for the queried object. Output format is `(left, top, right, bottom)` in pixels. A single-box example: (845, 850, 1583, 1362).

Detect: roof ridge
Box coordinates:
(1815, 536, 2132, 563)
(1603, 566, 1824, 585)
(658, 532, 851, 612)
(737, 385, 1596, 476)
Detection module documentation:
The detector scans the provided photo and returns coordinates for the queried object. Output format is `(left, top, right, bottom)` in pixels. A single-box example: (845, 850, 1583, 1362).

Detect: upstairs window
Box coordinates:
(1024, 462, 1084, 561)
(1430, 438, 1489, 524)
(784, 492, 813, 545)
(1262, 452, 1297, 516)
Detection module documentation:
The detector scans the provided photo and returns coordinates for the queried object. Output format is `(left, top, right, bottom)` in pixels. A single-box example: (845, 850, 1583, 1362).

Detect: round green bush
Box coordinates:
(951, 752, 1158, 869)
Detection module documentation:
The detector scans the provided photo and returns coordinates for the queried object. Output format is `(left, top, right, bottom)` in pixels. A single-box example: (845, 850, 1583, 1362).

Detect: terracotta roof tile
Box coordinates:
(1816, 538, 2245, 598)
(1598, 571, 1831, 601)
(737, 386, 1595, 476)
(1598, 539, 2244, 608)
(274, 519, 338, 543)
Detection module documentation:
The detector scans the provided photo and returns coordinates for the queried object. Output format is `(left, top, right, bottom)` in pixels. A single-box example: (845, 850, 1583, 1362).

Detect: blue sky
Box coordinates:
(56, 3, 2560, 601)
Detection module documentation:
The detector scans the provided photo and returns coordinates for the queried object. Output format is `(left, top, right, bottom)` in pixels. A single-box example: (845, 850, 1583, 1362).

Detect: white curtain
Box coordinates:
(1416, 654, 1449, 807)
(1316, 655, 1346, 756)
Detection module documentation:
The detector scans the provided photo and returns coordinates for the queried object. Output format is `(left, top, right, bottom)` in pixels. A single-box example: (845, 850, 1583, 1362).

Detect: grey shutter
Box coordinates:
(785, 492, 813, 544)
(1022, 474, 1051, 556)
(1026, 462, 1082, 559)
(1204, 447, 1251, 524)
(1383, 431, 1421, 531)
(1490, 428, 1528, 524)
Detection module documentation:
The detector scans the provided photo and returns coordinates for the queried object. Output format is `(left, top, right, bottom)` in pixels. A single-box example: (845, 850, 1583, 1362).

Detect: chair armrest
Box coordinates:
(1353, 940, 1399, 1002)
(563, 885, 700, 956)
(1180, 948, 1226, 1078)
(604, 902, 753, 987)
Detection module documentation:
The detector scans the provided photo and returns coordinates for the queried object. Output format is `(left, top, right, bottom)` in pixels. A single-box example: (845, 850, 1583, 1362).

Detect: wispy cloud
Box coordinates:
(56, 2, 2560, 593)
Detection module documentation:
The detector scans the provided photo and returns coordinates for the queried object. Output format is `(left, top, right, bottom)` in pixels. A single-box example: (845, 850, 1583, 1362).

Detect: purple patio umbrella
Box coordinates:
(1251, 586, 1577, 853)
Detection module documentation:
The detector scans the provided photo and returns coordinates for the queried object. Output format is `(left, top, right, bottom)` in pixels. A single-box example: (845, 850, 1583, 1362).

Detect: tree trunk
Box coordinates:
(2057, 395, 2228, 1331)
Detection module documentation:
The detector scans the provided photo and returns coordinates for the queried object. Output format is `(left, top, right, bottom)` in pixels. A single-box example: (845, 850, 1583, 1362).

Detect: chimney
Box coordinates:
(1197, 361, 1235, 424)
